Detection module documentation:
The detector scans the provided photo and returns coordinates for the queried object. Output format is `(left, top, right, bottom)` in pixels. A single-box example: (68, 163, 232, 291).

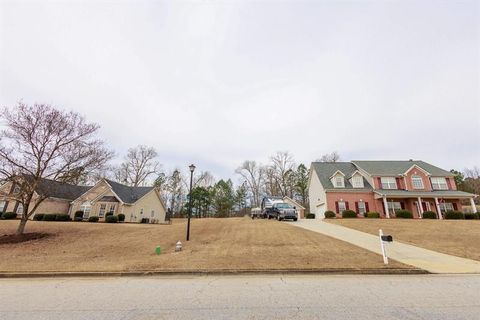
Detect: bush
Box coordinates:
(395, 210, 413, 219)
(42, 214, 57, 221)
(118, 213, 125, 222)
(88, 216, 99, 222)
(74, 211, 84, 220)
(445, 210, 464, 220)
(365, 212, 380, 218)
(464, 212, 479, 220)
(105, 212, 114, 217)
(55, 214, 71, 221)
(1, 212, 17, 220)
(306, 213, 315, 219)
(105, 215, 118, 223)
(422, 211, 437, 219)
(33, 213, 45, 221)
(324, 211, 336, 219)
(342, 210, 357, 218)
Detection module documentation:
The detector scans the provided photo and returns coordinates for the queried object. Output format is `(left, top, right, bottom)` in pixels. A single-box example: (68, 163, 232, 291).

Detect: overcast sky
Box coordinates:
(0, 0, 479, 180)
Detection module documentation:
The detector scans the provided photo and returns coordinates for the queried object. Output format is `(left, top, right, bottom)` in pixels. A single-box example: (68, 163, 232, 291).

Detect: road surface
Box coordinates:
(1, 274, 479, 319)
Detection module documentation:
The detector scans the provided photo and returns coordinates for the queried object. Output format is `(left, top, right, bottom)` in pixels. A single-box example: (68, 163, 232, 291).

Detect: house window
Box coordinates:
(151, 210, 155, 218)
(98, 204, 106, 217)
(109, 204, 116, 214)
(381, 177, 397, 189)
(16, 203, 23, 215)
(80, 201, 91, 218)
(352, 175, 364, 188)
(411, 175, 424, 189)
(334, 176, 345, 188)
(338, 201, 346, 212)
(358, 202, 366, 214)
(387, 202, 402, 216)
(431, 177, 448, 190)
(140, 208, 144, 215)
(13, 184, 21, 194)
(439, 202, 454, 214)
(0, 201, 6, 212)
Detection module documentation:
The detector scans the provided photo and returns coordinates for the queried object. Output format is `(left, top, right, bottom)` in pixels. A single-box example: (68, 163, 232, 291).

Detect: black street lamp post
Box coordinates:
(186, 164, 195, 241)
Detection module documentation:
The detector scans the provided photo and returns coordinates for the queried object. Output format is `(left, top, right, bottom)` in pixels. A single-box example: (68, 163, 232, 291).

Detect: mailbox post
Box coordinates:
(379, 229, 393, 264)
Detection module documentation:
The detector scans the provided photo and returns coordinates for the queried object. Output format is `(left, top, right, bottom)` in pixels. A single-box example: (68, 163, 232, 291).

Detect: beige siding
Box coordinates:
(123, 190, 166, 223)
(308, 169, 326, 217)
(70, 180, 112, 216)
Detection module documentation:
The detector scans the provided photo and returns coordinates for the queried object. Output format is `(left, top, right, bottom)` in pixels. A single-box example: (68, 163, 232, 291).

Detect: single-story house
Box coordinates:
(0, 178, 90, 218)
(69, 179, 167, 223)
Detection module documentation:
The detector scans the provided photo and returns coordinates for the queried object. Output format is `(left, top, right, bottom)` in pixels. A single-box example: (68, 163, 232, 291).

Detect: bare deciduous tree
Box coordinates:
(316, 151, 341, 162)
(115, 145, 160, 186)
(235, 160, 264, 207)
(0, 102, 113, 235)
(269, 151, 295, 197)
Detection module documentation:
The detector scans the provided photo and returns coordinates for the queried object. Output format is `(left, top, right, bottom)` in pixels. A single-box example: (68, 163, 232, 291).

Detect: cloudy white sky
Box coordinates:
(0, 0, 479, 180)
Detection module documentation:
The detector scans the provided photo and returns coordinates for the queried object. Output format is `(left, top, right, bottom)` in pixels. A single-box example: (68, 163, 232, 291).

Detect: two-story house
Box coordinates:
(308, 160, 478, 219)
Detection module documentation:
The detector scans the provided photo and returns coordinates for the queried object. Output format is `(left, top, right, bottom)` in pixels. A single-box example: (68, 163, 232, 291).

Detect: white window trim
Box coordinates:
(439, 202, 454, 213)
(338, 201, 346, 212)
(411, 175, 424, 189)
(16, 203, 23, 215)
(358, 202, 366, 214)
(98, 203, 106, 217)
(352, 175, 364, 188)
(431, 177, 448, 190)
(381, 177, 397, 189)
(0, 201, 6, 212)
(387, 201, 402, 215)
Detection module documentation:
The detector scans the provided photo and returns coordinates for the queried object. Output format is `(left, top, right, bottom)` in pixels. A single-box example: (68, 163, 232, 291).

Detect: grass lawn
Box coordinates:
(328, 219, 480, 261)
(0, 218, 411, 272)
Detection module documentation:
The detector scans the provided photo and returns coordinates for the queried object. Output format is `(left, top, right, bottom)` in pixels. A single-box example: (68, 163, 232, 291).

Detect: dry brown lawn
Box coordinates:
(329, 219, 480, 261)
(0, 218, 410, 272)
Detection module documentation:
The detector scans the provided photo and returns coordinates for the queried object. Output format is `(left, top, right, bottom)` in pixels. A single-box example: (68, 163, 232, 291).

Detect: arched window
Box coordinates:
(411, 175, 424, 189)
(80, 201, 91, 218)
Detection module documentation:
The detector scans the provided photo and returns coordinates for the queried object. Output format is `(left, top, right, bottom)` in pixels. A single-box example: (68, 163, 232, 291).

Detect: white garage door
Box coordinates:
(316, 204, 325, 219)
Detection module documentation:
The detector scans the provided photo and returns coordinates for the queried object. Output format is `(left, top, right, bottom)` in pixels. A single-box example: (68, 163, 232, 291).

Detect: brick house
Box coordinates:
(0, 178, 90, 218)
(308, 160, 478, 219)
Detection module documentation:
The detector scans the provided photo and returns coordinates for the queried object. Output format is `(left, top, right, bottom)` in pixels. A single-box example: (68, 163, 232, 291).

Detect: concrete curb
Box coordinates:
(0, 268, 428, 278)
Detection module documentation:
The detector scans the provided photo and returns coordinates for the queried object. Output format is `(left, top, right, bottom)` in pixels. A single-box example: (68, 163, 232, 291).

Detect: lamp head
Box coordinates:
(189, 164, 196, 173)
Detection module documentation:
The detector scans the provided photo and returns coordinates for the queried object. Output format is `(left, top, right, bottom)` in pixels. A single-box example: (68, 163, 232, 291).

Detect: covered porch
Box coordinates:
(374, 190, 477, 219)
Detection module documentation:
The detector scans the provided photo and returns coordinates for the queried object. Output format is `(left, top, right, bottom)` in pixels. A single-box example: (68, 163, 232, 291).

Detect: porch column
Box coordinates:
(383, 196, 390, 219)
(417, 197, 423, 219)
(434, 197, 443, 220)
(470, 198, 478, 213)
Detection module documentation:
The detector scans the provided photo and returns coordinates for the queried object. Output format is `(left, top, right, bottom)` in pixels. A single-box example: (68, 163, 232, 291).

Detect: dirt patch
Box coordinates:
(0, 218, 413, 272)
(0, 232, 50, 245)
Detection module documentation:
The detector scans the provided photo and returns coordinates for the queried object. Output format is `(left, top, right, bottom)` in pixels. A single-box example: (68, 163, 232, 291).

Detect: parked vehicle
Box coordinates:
(261, 196, 283, 219)
(271, 202, 298, 221)
(251, 207, 263, 219)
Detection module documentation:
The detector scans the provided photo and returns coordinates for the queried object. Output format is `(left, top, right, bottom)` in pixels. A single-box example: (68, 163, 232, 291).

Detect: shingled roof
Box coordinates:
(35, 179, 91, 201)
(311, 162, 373, 190)
(104, 179, 154, 204)
(352, 160, 453, 176)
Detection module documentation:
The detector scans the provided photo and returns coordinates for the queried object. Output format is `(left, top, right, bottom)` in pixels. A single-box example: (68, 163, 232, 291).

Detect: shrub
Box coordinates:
(324, 211, 336, 219)
(444, 210, 464, 220)
(365, 212, 380, 218)
(118, 213, 125, 222)
(105, 212, 114, 217)
(55, 214, 71, 221)
(42, 214, 57, 221)
(342, 210, 357, 218)
(1, 212, 17, 220)
(74, 211, 84, 220)
(464, 212, 480, 220)
(395, 210, 413, 219)
(422, 211, 437, 219)
(105, 215, 118, 223)
(33, 213, 45, 221)
(88, 216, 99, 222)
(306, 213, 315, 219)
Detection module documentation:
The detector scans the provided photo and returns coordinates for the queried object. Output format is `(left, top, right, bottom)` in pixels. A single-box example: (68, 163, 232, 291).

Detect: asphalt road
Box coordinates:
(1, 274, 479, 320)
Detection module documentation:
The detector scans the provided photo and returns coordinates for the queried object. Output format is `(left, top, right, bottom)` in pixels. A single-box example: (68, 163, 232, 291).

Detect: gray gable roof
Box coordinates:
(35, 179, 91, 201)
(311, 162, 373, 190)
(352, 160, 453, 177)
(104, 179, 154, 204)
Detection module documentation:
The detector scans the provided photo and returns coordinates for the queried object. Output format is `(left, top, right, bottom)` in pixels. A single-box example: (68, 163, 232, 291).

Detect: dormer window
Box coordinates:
(352, 175, 364, 188)
(411, 175, 424, 189)
(334, 176, 345, 188)
(381, 177, 397, 189)
(431, 177, 448, 190)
